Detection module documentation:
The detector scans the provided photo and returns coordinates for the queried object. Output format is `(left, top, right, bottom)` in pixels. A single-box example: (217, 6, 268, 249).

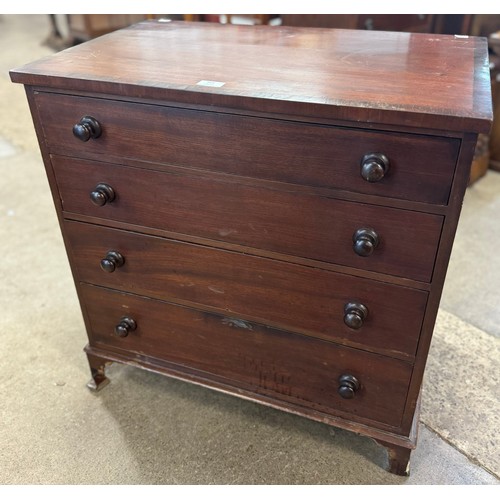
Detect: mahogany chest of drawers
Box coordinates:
(11, 21, 492, 476)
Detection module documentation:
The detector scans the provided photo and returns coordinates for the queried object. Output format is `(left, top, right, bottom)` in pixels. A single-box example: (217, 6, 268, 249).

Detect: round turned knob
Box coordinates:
(72, 116, 102, 142)
(344, 302, 368, 330)
(90, 183, 115, 206)
(114, 317, 137, 338)
(338, 374, 360, 399)
(353, 228, 379, 257)
(360, 153, 390, 182)
(100, 250, 125, 273)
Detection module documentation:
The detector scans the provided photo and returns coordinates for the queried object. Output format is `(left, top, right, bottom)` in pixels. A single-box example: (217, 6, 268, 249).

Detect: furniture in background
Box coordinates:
(467, 23, 500, 182)
(281, 14, 437, 32)
(184, 14, 276, 25)
(67, 14, 148, 42)
(469, 134, 490, 185)
(57, 14, 500, 41)
(279, 14, 500, 35)
(13, 21, 491, 477)
(487, 31, 500, 173)
(67, 14, 158, 43)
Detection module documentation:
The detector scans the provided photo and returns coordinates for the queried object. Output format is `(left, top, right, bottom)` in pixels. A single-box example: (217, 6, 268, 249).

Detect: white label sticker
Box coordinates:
(196, 80, 226, 87)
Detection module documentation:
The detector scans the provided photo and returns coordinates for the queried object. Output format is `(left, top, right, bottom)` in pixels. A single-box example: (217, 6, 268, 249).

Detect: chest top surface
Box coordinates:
(11, 21, 492, 132)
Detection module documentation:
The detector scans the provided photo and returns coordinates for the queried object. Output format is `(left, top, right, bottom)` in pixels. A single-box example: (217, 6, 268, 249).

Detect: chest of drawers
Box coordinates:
(11, 21, 492, 476)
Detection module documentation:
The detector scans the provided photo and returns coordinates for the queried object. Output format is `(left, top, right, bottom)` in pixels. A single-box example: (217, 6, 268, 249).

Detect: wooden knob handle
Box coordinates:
(360, 153, 389, 182)
(338, 374, 360, 399)
(90, 183, 115, 206)
(344, 302, 368, 329)
(353, 228, 379, 257)
(114, 317, 136, 338)
(72, 116, 102, 142)
(100, 251, 125, 273)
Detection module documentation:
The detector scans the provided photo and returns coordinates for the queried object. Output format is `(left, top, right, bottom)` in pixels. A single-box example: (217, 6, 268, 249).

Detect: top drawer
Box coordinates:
(34, 92, 460, 205)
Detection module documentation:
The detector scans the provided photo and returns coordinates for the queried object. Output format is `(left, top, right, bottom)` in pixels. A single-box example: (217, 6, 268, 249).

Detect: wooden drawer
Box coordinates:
(81, 283, 413, 428)
(53, 157, 443, 282)
(65, 221, 428, 359)
(35, 92, 460, 205)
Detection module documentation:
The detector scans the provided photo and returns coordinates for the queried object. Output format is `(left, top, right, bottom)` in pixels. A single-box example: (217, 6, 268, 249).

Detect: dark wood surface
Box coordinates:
(399, 133, 479, 433)
(281, 14, 435, 33)
(13, 21, 494, 476)
(65, 220, 428, 359)
(52, 156, 444, 282)
(10, 21, 492, 133)
(34, 91, 460, 205)
(62, 213, 436, 290)
(81, 283, 412, 428)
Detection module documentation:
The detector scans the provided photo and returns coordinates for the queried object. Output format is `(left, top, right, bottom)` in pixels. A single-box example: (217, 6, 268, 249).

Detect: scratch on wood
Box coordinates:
(222, 317, 253, 330)
(219, 228, 237, 237)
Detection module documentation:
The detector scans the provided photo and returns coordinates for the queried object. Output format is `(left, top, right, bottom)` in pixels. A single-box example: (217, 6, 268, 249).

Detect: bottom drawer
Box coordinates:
(81, 284, 413, 428)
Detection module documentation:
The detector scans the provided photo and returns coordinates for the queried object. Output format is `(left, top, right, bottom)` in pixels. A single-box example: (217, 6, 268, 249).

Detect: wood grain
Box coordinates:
(65, 220, 428, 359)
(81, 283, 413, 428)
(52, 156, 444, 282)
(12, 22, 494, 475)
(10, 21, 492, 133)
(62, 212, 434, 290)
(34, 91, 460, 205)
(399, 133, 480, 433)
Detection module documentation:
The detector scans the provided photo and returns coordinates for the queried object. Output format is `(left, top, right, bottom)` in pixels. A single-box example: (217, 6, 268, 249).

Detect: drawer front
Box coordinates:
(66, 221, 428, 358)
(35, 92, 459, 205)
(53, 157, 443, 282)
(81, 284, 413, 427)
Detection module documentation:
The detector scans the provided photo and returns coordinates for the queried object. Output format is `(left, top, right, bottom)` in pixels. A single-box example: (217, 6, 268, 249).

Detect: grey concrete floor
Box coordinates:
(0, 14, 499, 485)
(441, 174, 500, 338)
